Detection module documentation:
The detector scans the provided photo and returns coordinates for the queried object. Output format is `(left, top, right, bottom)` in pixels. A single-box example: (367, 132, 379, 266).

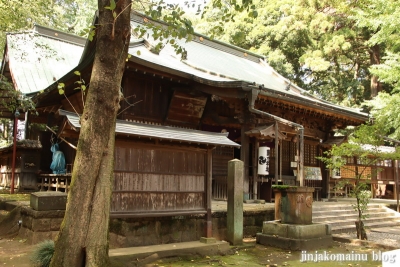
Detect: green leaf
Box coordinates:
(74, 71, 81, 76)
(57, 83, 65, 89)
(137, 50, 141, 56)
(58, 88, 64, 95)
(81, 85, 86, 91)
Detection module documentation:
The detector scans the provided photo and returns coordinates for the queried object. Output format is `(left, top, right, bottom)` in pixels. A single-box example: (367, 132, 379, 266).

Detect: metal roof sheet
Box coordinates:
(59, 110, 240, 147)
(130, 16, 367, 120)
(5, 26, 85, 94)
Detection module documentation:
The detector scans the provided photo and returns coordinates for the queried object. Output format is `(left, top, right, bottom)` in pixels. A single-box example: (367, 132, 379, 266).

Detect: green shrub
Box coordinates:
(31, 240, 55, 267)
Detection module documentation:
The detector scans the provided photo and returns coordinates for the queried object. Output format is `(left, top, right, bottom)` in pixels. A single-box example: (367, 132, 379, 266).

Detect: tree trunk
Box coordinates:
(369, 44, 381, 98)
(355, 220, 367, 240)
(50, 1, 131, 266)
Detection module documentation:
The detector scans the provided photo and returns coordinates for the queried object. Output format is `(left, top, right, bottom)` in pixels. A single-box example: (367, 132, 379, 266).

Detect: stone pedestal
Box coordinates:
(30, 191, 67, 211)
(274, 186, 314, 224)
(258, 186, 332, 250)
(256, 221, 333, 250)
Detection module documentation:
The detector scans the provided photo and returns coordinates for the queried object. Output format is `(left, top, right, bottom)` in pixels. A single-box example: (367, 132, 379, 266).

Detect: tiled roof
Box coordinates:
(59, 110, 240, 147)
(0, 139, 42, 152)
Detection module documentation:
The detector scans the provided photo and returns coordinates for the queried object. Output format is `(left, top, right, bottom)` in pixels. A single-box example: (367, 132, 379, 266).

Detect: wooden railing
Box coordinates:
(37, 174, 71, 193)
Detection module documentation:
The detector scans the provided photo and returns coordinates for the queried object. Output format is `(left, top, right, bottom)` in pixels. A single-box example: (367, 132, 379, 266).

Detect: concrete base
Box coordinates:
(30, 191, 67, 211)
(256, 221, 333, 250)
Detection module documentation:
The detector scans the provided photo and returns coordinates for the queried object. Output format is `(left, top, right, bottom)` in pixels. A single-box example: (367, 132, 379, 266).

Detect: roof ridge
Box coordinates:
(130, 12, 264, 63)
(33, 24, 86, 46)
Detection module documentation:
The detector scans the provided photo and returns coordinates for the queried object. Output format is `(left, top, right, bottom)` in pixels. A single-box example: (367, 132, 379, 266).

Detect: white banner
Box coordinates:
(258, 147, 270, 175)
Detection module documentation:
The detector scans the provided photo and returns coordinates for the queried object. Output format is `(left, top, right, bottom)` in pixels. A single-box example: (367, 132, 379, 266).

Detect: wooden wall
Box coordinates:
(111, 141, 207, 216)
(0, 149, 41, 191)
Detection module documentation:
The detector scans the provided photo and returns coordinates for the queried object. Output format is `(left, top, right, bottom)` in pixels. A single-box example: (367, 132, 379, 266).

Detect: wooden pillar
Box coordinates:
(299, 129, 304, 186)
(395, 159, 399, 212)
(241, 125, 250, 200)
(10, 115, 18, 194)
(253, 139, 259, 199)
(274, 123, 279, 184)
(206, 148, 213, 237)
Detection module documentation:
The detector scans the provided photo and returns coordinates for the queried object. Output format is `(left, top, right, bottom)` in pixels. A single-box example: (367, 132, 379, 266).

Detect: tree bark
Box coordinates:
(50, 1, 131, 266)
(369, 44, 381, 98)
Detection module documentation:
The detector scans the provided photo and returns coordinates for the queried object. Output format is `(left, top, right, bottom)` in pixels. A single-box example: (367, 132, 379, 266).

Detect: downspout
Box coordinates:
(248, 88, 305, 186)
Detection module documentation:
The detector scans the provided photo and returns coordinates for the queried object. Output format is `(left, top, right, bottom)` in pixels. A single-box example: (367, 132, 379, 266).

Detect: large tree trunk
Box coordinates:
(50, 1, 131, 266)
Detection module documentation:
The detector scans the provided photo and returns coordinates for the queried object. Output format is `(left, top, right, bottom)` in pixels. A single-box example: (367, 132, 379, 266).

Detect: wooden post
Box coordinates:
(395, 159, 399, 212)
(10, 115, 18, 194)
(275, 123, 279, 184)
(227, 159, 243, 245)
(206, 148, 213, 237)
(253, 139, 259, 199)
(299, 128, 304, 186)
(241, 125, 250, 200)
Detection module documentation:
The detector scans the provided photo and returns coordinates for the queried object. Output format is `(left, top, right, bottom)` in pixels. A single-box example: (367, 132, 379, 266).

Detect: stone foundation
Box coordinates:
(256, 221, 333, 250)
(18, 206, 274, 246)
(19, 206, 64, 244)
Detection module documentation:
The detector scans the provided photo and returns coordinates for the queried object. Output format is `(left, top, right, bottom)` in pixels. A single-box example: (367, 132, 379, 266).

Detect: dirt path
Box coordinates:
(0, 238, 34, 267)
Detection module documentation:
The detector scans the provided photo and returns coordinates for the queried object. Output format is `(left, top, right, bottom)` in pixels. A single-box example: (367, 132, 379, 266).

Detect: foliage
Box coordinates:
(351, 185, 371, 220)
(195, 0, 400, 106)
(271, 185, 297, 190)
(318, 124, 400, 239)
(364, 92, 400, 141)
(0, 75, 37, 115)
(0, 0, 97, 56)
(30, 240, 55, 267)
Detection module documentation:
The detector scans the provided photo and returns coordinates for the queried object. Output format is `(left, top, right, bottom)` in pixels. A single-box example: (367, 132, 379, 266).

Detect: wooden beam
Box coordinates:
(46, 126, 77, 150)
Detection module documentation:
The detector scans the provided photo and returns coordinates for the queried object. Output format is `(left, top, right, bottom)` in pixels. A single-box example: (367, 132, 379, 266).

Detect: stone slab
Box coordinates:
(30, 191, 67, 211)
(200, 237, 216, 244)
(262, 221, 331, 239)
(256, 233, 333, 251)
(109, 240, 230, 262)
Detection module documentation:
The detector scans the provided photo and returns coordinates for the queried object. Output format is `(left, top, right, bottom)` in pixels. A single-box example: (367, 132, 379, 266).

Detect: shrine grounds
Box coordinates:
(0, 236, 397, 267)
(1, 191, 400, 266)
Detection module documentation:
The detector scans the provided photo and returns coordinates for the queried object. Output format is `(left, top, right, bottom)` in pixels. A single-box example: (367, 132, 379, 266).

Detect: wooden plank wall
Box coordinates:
(212, 146, 234, 200)
(112, 142, 206, 214)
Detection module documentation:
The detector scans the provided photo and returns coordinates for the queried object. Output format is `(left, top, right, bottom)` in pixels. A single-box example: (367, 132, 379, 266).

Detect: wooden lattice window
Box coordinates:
(290, 142, 296, 161)
(340, 165, 372, 179)
(303, 143, 318, 166)
(304, 143, 310, 165)
(282, 141, 290, 162)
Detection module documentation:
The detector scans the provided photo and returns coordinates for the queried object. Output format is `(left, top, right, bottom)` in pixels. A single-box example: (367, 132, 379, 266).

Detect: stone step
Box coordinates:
(313, 208, 387, 217)
(312, 203, 382, 212)
(313, 212, 397, 223)
(331, 220, 400, 234)
(312, 203, 400, 233)
(315, 215, 400, 227)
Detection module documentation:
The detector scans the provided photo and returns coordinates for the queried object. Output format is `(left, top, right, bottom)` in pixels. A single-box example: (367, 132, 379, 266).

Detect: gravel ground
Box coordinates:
(336, 230, 400, 248)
